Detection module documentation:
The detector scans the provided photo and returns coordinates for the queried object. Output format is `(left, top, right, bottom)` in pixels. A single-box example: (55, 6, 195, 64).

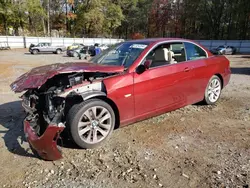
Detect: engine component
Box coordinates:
(68, 73, 84, 86)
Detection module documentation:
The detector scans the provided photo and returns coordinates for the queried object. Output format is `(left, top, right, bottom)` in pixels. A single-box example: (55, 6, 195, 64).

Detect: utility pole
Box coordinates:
(47, 0, 50, 36)
(66, 0, 68, 33)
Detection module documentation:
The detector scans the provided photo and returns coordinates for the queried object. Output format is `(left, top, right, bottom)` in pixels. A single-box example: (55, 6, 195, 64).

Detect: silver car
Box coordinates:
(29, 42, 66, 55)
(210, 45, 237, 55)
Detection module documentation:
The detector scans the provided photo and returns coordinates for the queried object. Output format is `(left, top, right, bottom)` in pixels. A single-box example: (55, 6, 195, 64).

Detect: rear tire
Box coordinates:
(67, 99, 115, 149)
(203, 75, 222, 105)
(56, 49, 62, 54)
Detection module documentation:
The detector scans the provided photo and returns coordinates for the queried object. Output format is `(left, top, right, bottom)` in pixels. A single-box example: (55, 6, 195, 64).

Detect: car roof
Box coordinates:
(125, 37, 213, 58)
(125, 38, 192, 43)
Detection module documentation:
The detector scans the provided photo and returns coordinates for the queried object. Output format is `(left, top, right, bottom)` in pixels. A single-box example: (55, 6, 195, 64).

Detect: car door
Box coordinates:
(133, 43, 195, 117)
(45, 43, 53, 52)
(39, 43, 46, 52)
(42, 43, 49, 52)
(183, 42, 210, 103)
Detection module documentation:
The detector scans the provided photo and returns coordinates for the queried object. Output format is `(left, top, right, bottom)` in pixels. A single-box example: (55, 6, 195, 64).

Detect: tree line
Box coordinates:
(0, 0, 250, 39)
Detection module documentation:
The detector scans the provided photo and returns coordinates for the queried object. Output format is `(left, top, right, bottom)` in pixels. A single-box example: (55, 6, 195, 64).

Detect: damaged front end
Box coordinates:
(22, 88, 66, 160)
(14, 65, 121, 160)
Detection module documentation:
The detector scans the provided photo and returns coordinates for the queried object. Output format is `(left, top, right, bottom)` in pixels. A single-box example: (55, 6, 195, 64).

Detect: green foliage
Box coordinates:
(0, 0, 46, 35)
(104, 3, 124, 35)
(0, 0, 14, 34)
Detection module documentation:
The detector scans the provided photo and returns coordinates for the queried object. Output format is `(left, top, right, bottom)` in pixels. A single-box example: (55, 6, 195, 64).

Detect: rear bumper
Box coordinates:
(24, 120, 65, 161)
(223, 66, 231, 88)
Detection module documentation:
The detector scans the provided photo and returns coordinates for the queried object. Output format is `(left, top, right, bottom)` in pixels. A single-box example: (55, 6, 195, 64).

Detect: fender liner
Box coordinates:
(80, 91, 107, 101)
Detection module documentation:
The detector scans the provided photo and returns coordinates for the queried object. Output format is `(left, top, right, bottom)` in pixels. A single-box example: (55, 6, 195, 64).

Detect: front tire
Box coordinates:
(32, 49, 38, 55)
(203, 75, 222, 105)
(67, 99, 115, 149)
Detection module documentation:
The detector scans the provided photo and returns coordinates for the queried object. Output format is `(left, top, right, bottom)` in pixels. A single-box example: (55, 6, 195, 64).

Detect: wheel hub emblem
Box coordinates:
(91, 120, 98, 128)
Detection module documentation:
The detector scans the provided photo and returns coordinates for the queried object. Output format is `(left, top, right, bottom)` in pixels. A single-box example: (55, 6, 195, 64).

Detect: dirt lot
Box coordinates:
(0, 49, 249, 188)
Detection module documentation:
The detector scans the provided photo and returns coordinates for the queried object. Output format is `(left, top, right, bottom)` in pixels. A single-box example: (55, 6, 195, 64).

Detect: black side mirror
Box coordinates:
(136, 64, 146, 74)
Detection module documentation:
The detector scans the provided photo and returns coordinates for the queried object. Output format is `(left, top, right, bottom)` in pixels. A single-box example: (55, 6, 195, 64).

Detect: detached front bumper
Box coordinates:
(24, 120, 65, 161)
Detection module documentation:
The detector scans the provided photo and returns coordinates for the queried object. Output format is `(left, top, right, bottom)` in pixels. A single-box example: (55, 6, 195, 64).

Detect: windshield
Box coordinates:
(90, 42, 149, 68)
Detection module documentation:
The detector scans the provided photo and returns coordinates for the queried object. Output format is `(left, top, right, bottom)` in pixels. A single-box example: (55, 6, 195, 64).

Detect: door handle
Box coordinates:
(184, 67, 190, 72)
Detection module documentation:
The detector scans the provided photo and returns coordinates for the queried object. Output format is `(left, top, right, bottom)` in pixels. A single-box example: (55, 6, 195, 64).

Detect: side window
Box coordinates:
(144, 42, 186, 68)
(170, 43, 186, 63)
(184, 42, 207, 61)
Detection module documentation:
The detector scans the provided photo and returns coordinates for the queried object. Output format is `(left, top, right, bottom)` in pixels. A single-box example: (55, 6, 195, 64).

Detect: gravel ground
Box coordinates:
(0, 49, 249, 188)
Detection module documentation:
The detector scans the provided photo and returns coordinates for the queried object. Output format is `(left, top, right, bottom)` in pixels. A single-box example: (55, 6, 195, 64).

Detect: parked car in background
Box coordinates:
(210, 45, 237, 55)
(78, 48, 91, 60)
(11, 38, 231, 160)
(67, 46, 84, 57)
(0, 41, 10, 50)
(88, 45, 97, 56)
(67, 46, 91, 59)
(67, 43, 84, 50)
(29, 43, 66, 55)
(99, 44, 109, 51)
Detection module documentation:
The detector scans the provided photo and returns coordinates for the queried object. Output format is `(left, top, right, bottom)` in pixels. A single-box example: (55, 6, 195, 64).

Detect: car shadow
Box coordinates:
(24, 53, 34, 55)
(58, 129, 80, 149)
(236, 56, 250, 58)
(0, 101, 35, 158)
(231, 67, 250, 75)
(24, 53, 65, 56)
(62, 55, 74, 58)
(0, 100, 78, 159)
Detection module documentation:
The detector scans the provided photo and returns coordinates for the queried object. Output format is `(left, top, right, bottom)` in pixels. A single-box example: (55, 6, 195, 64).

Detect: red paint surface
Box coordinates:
(103, 39, 230, 125)
(24, 120, 64, 161)
(13, 38, 231, 160)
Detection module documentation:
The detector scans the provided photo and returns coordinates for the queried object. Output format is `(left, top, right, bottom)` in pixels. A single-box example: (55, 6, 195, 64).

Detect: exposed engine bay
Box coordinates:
(22, 72, 116, 136)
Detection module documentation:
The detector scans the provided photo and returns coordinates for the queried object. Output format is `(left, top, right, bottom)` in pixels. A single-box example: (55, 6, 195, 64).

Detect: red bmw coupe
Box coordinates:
(11, 38, 231, 160)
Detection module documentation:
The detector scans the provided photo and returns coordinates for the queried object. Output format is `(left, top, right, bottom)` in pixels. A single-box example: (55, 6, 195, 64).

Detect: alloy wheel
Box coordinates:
(77, 106, 112, 144)
(207, 78, 221, 103)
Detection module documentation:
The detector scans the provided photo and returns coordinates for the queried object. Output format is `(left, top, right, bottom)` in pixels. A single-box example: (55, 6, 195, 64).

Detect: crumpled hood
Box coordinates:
(10, 62, 124, 92)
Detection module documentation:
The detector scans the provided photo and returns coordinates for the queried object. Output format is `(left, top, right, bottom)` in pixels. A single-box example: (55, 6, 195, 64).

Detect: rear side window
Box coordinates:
(184, 42, 207, 61)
